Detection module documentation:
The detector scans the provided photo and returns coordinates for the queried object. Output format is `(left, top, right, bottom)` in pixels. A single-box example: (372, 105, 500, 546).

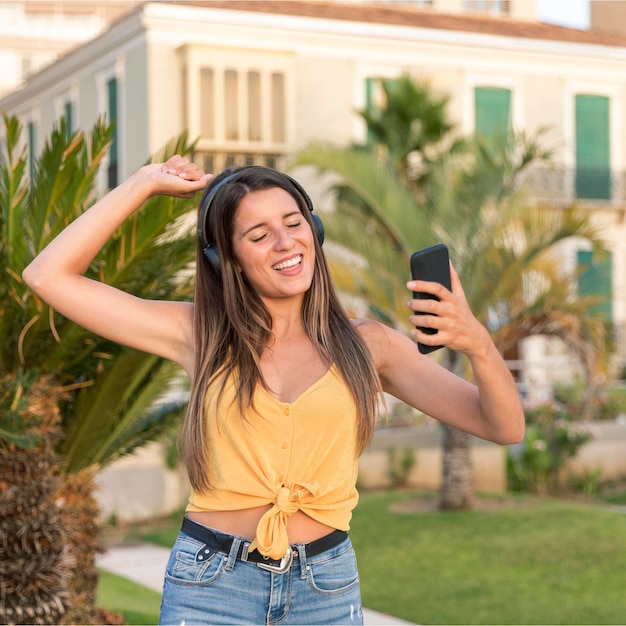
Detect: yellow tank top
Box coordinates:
(186, 365, 359, 559)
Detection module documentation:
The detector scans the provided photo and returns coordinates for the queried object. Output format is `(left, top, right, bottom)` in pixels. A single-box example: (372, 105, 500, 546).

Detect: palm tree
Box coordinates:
(359, 73, 455, 188)
(294, 134, 607, 510)
(1, 114, 199, 621)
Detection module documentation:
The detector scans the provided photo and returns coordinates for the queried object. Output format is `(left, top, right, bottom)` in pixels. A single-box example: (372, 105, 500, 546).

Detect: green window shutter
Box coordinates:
(577, 249, 613, 320)
(364, 76, 400, 145)
(64, 101, 73, 140)
(575, 95, 611, 200)
(365, 77, 374, 114)
(27, 121, 36, 180)
(107, 77, 118, 188)
(474, 87, 511, 148)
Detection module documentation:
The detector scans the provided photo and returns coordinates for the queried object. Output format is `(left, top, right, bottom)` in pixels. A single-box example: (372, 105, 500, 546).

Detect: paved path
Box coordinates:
(98, 542, 413, 625)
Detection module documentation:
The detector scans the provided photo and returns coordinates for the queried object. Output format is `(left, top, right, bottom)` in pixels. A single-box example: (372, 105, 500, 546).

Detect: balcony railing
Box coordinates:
(192, 150, 287, 175)
(191, 152, 626, 209)
(520, 166, 626, 206)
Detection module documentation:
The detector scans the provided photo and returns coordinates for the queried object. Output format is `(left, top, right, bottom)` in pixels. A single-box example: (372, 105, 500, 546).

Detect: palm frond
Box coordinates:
(295, 127, 612, 384)
(0, 116, 30, 271)
(62, 352, 184, 473)
(1, 113, 200, 473)
(294, 142, 434, 252)
(0, 372, 43, 449)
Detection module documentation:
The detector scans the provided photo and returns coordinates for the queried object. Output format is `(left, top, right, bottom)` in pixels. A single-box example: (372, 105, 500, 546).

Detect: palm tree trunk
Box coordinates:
(439, 423, 474, 510)
(58, 469, 104, 625)
(439, 349, 474, 510)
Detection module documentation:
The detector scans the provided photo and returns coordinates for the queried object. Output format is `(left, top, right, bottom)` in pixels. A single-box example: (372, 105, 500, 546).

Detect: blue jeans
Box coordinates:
(159, 524, 363, 625)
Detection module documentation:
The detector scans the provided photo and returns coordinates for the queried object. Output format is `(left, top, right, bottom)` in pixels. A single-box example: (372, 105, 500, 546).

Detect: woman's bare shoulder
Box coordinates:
(351, 318, 396, 367)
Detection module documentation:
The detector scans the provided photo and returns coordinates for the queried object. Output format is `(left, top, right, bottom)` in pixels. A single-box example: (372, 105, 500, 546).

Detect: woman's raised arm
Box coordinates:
(22, 155, 212, 375)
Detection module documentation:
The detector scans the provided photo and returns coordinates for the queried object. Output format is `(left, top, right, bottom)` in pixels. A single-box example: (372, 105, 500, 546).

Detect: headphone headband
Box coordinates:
(196, 171, 244, 252)
(197, 167, 324, 275)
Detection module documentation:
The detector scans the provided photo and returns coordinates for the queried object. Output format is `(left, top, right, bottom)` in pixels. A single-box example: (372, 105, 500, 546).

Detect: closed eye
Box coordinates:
(250, 222, 302, 242)
(246, 215, 304, 243)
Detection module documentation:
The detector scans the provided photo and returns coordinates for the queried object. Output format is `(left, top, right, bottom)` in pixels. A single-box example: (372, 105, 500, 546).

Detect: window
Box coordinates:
(577, 250, 613, 320)
(464, 0, 510, 15)
(200, 68, 215, 139)
(199, 67, 287, 143)
(193, 65, 288, 172)
(474, 86, 511, 148)
(271, 72, 285, 143)
(21, 53, 54, 82)
(107, 77, 118, 188)
(575, 94, 611, 200)
(224, 69, 239, 141)
(364, 76, 398, 144)
(64, 100, 74, 140)
(21, 55, 34, 82)
(364, 76, 393, 113)
(248, 71, 261, 142)
(364, 77, 376, 144)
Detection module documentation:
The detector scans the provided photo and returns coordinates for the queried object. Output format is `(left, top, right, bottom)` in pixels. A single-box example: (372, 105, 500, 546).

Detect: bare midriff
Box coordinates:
(186, 506, 336, 544)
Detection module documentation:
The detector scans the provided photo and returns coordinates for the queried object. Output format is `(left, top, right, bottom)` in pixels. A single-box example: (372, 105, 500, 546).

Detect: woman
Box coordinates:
(23, 155, 524, 625)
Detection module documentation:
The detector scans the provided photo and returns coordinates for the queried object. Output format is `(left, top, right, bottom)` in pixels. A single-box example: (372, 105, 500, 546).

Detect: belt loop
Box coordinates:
(225, 536, 242, 571)
(296, 543, 308, 580)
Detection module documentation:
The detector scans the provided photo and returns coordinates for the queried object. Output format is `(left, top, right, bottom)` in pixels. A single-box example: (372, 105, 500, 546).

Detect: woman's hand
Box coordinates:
(407, 263, 491, 358)
(140, 154, 213, 199)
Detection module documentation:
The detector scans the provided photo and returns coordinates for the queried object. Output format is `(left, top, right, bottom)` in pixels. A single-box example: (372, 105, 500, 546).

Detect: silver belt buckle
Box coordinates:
(256, 546, 293, 574)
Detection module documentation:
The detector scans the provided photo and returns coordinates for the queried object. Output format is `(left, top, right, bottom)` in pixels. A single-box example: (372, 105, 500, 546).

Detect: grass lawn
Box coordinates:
(96, 570, 161, 625)
(99, 490, 626, 625)
(351, 491, 626, 625)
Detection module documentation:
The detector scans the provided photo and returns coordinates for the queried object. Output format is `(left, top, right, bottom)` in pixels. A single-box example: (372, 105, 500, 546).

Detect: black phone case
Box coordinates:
(410, 243, 451, 354)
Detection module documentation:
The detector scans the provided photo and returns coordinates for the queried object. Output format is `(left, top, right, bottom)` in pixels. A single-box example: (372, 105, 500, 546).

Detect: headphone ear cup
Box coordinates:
(203, 243, 221, 275)
(311, 212, 325, 246)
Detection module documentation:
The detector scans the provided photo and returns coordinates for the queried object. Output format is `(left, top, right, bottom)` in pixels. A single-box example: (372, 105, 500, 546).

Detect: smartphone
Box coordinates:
(410, 243, 451, 354)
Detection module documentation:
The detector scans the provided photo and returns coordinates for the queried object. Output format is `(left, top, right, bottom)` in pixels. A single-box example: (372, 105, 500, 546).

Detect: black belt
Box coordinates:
(181, 517, 347, 574)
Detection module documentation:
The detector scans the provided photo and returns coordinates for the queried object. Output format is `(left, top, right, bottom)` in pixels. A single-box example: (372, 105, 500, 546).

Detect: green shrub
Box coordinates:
(597, 385, 626, 421)
(387, 445, 417, 488)
(568, 468, 603, 496)
(554, 379, 626, 421)
(508, 403, 597, 494)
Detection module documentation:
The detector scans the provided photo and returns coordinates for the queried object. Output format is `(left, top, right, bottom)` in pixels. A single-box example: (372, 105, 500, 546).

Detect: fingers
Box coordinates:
(145, 155, 212, 198)
(406, 267, 488, 355)
(449, 262, 466, 299)
(408, 305, 446, 339)
(406, 265, 469, 349)
(162, 155, 213, 192)
(407, 280, 449, 302)
(162, 155, 205, 181)
(406, 262, 466, 313)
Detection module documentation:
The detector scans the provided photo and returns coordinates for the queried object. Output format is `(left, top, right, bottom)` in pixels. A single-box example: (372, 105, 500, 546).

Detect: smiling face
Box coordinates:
(231, 186, 316, 306)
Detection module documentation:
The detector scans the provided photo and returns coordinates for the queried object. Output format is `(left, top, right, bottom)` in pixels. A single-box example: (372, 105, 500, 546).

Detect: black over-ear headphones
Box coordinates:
(197, 168, 324, 275)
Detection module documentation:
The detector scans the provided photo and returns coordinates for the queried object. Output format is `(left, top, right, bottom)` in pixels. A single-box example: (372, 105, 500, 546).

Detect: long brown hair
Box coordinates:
(182, 166, 382, 492)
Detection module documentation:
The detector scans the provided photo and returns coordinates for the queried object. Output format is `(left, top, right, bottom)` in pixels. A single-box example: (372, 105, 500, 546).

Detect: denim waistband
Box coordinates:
(181, 516, 348, 572)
